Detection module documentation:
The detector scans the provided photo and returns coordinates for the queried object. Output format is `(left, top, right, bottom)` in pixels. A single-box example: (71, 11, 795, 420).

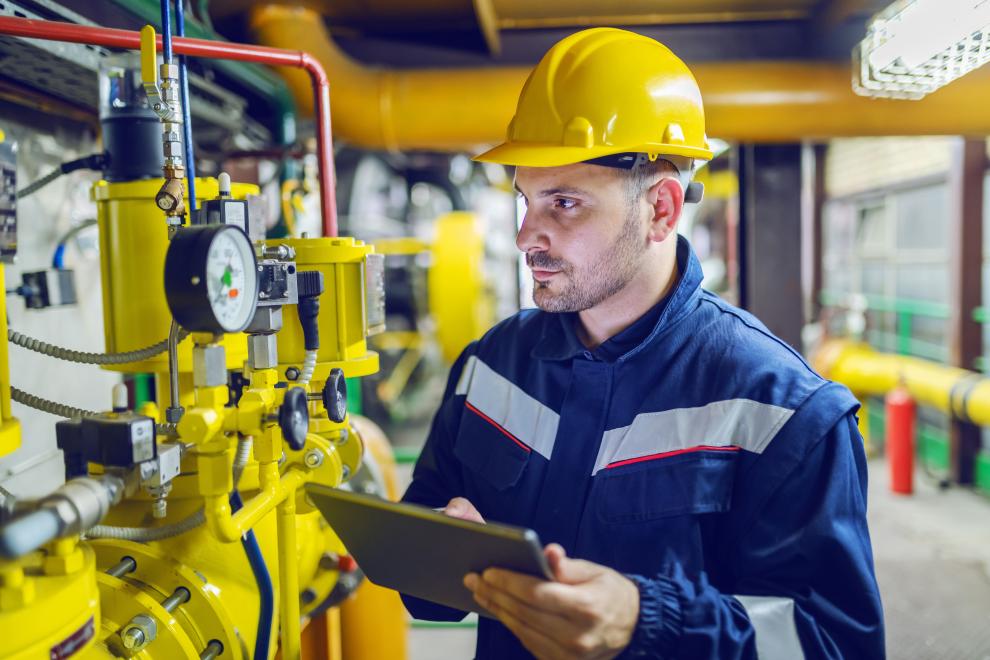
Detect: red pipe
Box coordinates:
(0, 16, 338, 237)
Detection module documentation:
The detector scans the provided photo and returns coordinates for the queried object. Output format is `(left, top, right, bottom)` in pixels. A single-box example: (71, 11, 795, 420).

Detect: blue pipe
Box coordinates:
(52, 244, 66, 270)
(174, 0, 197, 211)
(159, 0, 173, 63)
(230, 490, 274, 660)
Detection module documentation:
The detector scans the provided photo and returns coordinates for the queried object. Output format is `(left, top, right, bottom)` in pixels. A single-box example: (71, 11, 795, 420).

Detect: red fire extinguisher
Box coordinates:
(886, 386, 916, 495)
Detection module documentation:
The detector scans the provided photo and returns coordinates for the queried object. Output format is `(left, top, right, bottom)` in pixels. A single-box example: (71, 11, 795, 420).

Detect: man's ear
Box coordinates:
(645, 177, 684, 243)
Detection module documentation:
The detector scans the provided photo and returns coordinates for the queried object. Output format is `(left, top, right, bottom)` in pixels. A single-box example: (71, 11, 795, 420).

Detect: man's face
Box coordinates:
(514, 164, 649, 313)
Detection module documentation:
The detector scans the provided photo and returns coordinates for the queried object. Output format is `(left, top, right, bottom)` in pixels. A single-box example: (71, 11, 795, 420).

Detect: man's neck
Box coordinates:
(576, 250, 679, 349)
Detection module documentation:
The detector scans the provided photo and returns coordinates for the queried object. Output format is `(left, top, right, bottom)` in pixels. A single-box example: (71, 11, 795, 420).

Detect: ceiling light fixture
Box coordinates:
(853, 0, 990, 99)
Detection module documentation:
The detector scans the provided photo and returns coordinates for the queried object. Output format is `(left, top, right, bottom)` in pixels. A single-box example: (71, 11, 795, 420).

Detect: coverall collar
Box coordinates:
(532, 235, 703, 362)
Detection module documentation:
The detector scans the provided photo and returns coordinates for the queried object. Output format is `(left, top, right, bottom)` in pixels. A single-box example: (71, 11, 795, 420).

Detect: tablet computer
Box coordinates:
(305, 483, 553, 618)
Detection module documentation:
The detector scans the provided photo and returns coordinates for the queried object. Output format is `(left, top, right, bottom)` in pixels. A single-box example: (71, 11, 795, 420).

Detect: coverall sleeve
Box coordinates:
(619, 413, 885, 659)
(398, 345, 475, 621)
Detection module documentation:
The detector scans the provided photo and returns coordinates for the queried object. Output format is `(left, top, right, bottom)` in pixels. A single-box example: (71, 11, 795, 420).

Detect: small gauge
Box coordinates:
(165, 225, 259, 333)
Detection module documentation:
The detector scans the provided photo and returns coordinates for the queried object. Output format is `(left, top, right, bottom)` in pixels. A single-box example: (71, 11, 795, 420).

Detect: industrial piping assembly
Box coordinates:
(0, 14, 402, 660)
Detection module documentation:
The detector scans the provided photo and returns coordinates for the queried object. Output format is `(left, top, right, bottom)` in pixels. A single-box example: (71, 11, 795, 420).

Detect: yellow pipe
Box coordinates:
(813, 340, 990, 426)
(278, 489, 301, 660)
(490, 0, 808, 29)
(204, 465, 309, 543)
(250, 4, 990, 149)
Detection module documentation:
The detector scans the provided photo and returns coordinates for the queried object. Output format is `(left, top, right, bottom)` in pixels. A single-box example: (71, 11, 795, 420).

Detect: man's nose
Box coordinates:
(516, 211, 549, 254)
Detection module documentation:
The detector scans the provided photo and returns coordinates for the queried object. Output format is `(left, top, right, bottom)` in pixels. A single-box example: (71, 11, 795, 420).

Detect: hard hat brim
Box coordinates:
(473, 141, 714, 167)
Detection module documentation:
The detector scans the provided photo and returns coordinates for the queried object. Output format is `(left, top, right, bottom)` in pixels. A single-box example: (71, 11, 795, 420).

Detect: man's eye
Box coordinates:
(552, 198, 576, 210)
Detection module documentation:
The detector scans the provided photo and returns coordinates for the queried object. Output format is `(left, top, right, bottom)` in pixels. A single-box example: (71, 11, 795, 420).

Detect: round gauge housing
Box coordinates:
(165, 224, 259, 333)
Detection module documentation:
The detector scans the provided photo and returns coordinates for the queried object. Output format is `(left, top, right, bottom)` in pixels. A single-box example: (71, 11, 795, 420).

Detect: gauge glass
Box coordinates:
(205, 229, 256, 331)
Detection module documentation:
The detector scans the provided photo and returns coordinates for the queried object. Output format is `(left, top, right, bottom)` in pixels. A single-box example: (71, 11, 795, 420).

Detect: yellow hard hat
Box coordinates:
(474, 27, 712, 167)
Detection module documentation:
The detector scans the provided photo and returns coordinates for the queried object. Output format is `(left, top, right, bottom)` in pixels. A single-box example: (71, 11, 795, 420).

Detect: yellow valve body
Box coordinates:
(92, 178, 257, 374)
(1, 544, 100, 659)
(277, 237, 379, 379)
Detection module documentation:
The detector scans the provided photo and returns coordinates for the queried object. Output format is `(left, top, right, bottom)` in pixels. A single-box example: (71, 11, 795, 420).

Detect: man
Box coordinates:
(402, 27, 885, 659)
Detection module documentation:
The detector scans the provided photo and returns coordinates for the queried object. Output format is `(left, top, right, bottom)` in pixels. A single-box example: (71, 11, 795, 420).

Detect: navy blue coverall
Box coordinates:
(402, 237, 885, 659)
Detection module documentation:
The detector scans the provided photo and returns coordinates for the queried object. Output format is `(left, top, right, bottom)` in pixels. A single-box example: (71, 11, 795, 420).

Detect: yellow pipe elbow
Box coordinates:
(204, 465, 312, 543)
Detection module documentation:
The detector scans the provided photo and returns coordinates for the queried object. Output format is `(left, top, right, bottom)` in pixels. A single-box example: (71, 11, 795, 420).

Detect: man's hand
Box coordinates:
(442, 497, 485, 524)
(464, 543, 639, 660)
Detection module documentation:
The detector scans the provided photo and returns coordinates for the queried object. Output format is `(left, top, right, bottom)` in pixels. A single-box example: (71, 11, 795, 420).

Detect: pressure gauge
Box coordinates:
(164, 225, 259, 333)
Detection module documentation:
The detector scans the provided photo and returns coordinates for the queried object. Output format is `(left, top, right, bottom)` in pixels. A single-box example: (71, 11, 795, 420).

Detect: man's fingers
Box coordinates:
(478, 568, 598, 624)
(475, 573, 576, 634)
(544, 543, 566, 577)
(551, 555, 604, 585)
(474, 586, 570, 660)
(443, 497, 485, 523)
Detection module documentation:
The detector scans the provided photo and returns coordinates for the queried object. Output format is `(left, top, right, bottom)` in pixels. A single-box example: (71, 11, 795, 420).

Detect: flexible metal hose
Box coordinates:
(87, 509, 204, 541)
(16, 167, 63, 199)
(10, 386, 176, 436)
(8, 328, 189, 365)
(86, 437, 253, 542)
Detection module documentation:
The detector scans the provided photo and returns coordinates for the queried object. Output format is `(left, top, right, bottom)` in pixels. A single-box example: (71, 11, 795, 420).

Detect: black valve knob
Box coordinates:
(279, 387, 309, 451)
(322, 368, 348, 424)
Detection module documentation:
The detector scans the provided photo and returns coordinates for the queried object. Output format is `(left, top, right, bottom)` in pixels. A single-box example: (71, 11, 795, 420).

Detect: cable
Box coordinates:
(160, 0, 173, 63)
(16, 153, 105, 199)
(52, 219, 98, 269)
(8, 328, 188, 365)
(11, 386, 176, 436)
(175, 0, 197, 212)
(227, 436, 273, 660)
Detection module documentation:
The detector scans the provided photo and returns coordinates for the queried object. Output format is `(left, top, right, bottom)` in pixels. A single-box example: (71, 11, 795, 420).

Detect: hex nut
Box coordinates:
(304, 449, 324, 469)
(120, 614, 157, 652)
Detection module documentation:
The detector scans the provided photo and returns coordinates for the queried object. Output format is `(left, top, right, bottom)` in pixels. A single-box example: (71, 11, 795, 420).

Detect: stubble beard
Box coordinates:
(530, 208, 647, 313)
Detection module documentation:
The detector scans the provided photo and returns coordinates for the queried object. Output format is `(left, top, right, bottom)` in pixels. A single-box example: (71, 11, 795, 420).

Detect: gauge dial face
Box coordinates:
(205, 228, 257, 332)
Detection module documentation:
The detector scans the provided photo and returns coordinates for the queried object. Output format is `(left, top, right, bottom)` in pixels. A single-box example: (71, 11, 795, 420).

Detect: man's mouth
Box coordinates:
(531, 269, 559, 282)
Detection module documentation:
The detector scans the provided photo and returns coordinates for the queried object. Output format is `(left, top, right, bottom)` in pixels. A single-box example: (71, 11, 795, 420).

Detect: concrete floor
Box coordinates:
(868, 460, 990, 660)
(392, 425, 990, 659)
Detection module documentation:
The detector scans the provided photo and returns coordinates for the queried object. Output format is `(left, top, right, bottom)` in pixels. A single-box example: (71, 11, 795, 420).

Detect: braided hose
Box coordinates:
(16, 167, 63, 199)
(8, 328, 189, 365)
(86, 437, 253, 542)
(298, 349, 318, 386)
(11, 386, 176, 436)
(87, 510, 205, 541)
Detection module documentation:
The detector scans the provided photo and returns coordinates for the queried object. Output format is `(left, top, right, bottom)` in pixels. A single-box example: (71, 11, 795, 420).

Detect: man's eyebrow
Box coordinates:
(512, 182, 590, 198)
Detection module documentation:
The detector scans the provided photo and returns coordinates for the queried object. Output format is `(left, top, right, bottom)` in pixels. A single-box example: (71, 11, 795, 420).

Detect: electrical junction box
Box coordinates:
(21, 268, 77, 308)
(197, 197, 248, 233)
(80, 415, 156, 468)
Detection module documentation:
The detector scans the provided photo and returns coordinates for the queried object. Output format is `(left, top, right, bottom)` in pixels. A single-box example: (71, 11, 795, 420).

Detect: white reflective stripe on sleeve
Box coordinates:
(455, 355, 479, 395)
(454, 356, 559, 459)
(592, 399, 794, 475)
(735, 596, 806, 660)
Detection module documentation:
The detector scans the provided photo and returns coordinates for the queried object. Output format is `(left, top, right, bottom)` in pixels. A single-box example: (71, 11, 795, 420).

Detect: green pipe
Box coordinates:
(393, 446, 420, 465)
(410, 620, 478, 629)
(108, 0, 296, 144)
(819, 290, 950, 319)
(346, 377, 362, 416)
(895, 312, 912, 356)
